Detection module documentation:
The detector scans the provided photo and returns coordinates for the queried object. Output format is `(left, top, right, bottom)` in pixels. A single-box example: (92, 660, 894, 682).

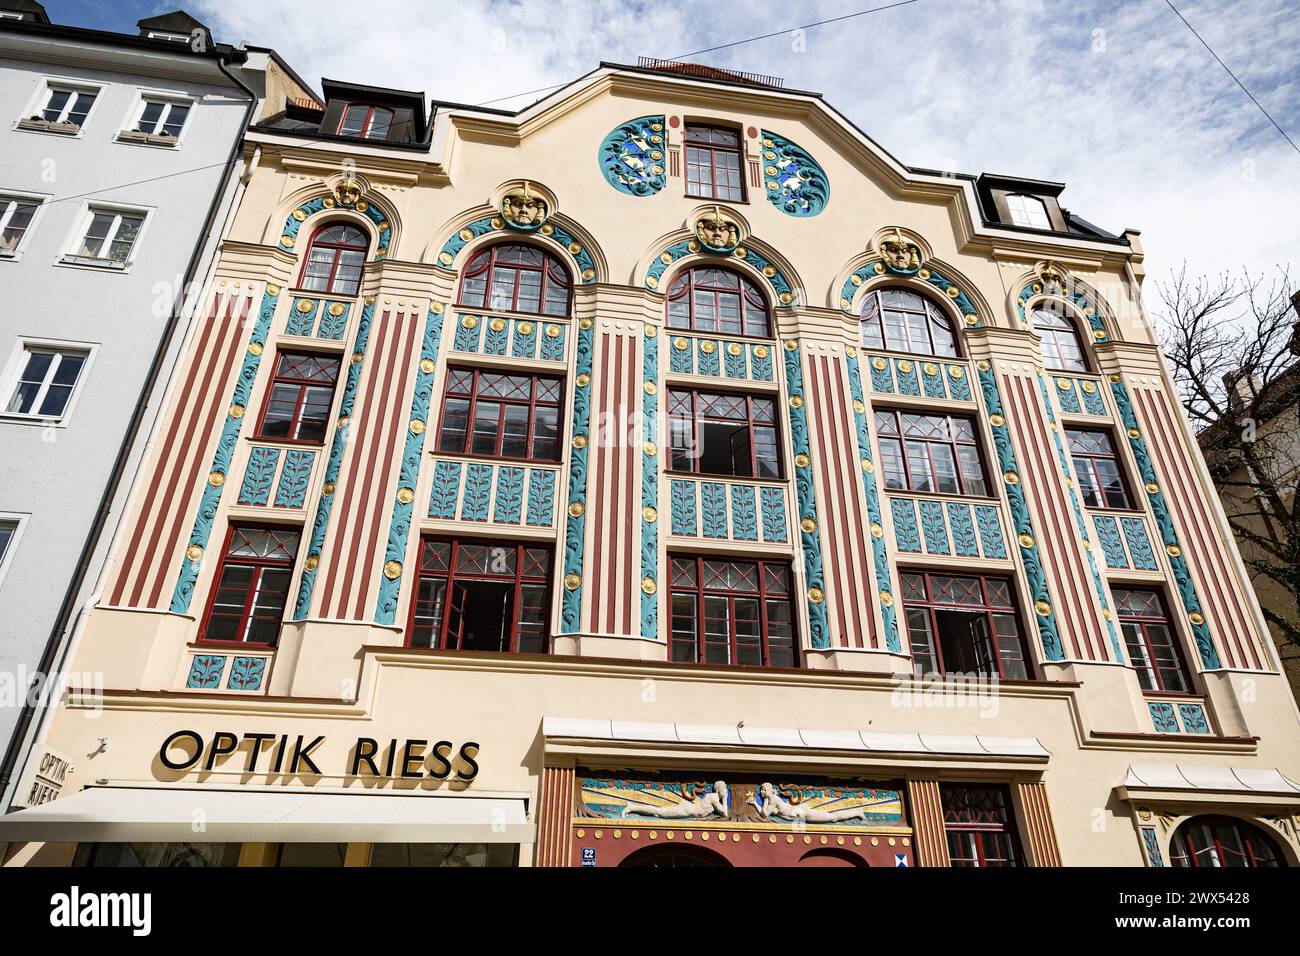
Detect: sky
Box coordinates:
(55, 0, 1300, 297)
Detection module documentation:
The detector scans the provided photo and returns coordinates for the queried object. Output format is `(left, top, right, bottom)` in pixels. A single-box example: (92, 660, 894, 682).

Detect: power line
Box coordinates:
(1163, 0, 1299, 156)
(473, 0, 921, 107)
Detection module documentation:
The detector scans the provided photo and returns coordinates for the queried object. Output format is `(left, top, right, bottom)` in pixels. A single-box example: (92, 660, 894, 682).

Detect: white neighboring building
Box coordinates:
(0, 3, 317, 805)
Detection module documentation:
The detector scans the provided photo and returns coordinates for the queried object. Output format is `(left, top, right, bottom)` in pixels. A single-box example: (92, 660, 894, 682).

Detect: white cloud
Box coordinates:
(198, 0, 1300, 286)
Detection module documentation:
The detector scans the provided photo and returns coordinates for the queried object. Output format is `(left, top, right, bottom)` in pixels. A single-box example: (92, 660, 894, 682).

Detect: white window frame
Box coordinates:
(58, 201, 152, 272)
(0, 337, 99, 427)
(0, 190, 47, 260)
(16, 77, 104, 137)
(0, 512, 30, 593)
(1006, 193, 1052, 230)
(117, 89, 195, 147)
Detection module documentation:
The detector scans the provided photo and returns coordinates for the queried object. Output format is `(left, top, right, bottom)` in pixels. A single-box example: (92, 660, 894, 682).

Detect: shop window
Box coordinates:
(457, 243, 570, 317)
(1113, 587, 1191, 693)
(1169, 816, 1283, 868)
(338, 104, 393, 140)
(902, 572, 1030, 680)
(436, 368, 561, 462)
(72, 842, 240, 867)
(255, 352, 341, 444)
(368, 843, 518, 867)
(1032, 306, 1090, 373)
(408, 538, 552, 654)
(198, 526, 300, 645)
(669, 555, 796, 668)
(668, 388, 781, 479)
(276, 843, 347, 867)
(1067, 428, 1131, 509)
(940, 785, 1021, 867)
(859, 288, 959, 358)
(876, 409, 988, 497)
(684, 124, 745, 202)
(298, 222, 368, 296)
(666, 266, 770, 337)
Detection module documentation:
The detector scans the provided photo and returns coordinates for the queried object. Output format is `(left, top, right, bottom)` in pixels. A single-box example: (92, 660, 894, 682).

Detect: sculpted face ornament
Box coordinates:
(1039, 260, 1066, 293)
(695, 206, 740, 253)
(333, 178, 363, 207)
(502, 182, 548, 231)
(879, 228, 921, 274)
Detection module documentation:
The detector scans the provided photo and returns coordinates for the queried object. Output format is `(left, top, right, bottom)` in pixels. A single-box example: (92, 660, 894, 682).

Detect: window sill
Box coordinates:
(192, 639, 277, 651)
(882, 488, 998, 504)
(665, 327, 779, 345)
(57, 255, 130, 272)
(115, 129, 180, 148)
(1084, 506, 1146, 517)
(288, 287, 361, 300)
(684, 191, 749, 206)
(0, 412, 70, 428)
(665, 469, 787, 485)
(862, 347, 968, 363)
(431, 449, 563, 468)
(452, 302, 572, 323)
(251, 434, 328, 449)
(15, 118, 82, 136)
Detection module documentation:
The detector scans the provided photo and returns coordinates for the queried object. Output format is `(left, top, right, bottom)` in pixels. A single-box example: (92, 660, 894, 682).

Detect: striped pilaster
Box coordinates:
(1016, 780, 1063, 866)
(907, 778, 950, 867)
(535, 765, 575, 868)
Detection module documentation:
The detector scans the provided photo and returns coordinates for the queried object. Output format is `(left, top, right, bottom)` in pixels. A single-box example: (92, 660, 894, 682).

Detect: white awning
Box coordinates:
(1122, 764, 1300, 796)
(0, 784, 533, 844)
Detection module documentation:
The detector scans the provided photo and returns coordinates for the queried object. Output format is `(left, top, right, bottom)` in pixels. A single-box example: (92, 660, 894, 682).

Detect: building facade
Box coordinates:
(2, 60, 1298, 868)
(0, 5, 317, 804)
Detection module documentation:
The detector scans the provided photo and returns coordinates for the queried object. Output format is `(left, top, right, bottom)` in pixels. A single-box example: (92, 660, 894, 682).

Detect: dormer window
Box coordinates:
(338, 104, 393, 141)
(1006, 194, 1051, 229)
(146, 31, 191, 43)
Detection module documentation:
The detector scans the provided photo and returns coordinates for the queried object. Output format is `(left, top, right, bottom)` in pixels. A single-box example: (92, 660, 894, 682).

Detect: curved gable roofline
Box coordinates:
(434, 63, 1132, 255)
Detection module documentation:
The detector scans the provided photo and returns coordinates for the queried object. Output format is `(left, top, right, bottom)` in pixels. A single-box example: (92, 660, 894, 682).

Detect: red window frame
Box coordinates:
(1169, 816, 1283, 868)
(668, 555, 797, 668)
(456, 242, 571, 317)
(435, 367, 563, 462)
(338, 104, 394, 140)
(406, 538, 552, 654)
(900, 571, 1031, 680)
(297, 222, 369, 296)
(666, 266, 771, 338)
(1032, 306, 1090, 373)
(254, 351, 341, 445)
(684, 124, 746, 202)
(1067, 428, 1132, 510)
(667, 387, 782, 480)
(1113, 587, 1191, 693)
(875, 409, 989, 498)
(197, 525, 300, 646)
(859, 287, 960, 358)
(940, 785, 1022, 867)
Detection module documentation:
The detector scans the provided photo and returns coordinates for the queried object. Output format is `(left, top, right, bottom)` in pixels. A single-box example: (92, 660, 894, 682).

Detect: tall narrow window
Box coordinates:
(40, 86, 97, 127)
(436, 369, 561, 461)
(876, 410, 988, 497)
(668, 388, 781, 479)
(457, 243, 570, 317)
(1032, 306, 1089, 372)
(4, 345, 88, 420)
(199, 527, 299, 645)
(135, 98, 191, 138)
(684, 125, 745, 202)
(1006, 194, 1051, 229)
(0, 518, 19, 567)
(0, 196, 39, 254)
(1067, 429, 1131, 509)
(74, 208, 144, 264)
(941, 786, 1021, 867)
(859, 288, 959, 357)
(1113, 587, 1190, 693)
(408, 539, 552, 654)
(1169, 817, 1283, 868)
(299, 223, 368, 296)
(338, 104, 394, 140)
(255, 352, 341, 443)
(669, 556, 796, 668)
(902, 572, 1029, 680)
(666, 266, 770, 337)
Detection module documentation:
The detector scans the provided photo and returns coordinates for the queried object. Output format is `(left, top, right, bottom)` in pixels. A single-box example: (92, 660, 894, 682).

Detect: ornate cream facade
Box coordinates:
(3, 62, 1297, 868)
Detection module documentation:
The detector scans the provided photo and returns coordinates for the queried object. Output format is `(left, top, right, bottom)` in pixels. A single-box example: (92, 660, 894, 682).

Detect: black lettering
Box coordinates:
(204, 732, 239, 771)
(244, 733, 276, 773)
(427, 740, 454, 779)
(383, 738, 397, 777)
(350, 738, 380, 776)
(159, 730, 204, 771)
(290, 735, 324, 775)
(401, 739, 427, 779)
(457, 741, 480, 781)
(271, 733, 288, 773)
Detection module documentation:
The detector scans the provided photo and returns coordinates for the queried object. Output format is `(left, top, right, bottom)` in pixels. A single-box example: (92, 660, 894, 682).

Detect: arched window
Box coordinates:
(1031, 306, 1089, 372)
(1006, 193, 1052, 229)
(299, 222, 368, 296)
(457, 243, 570, 317)
(620, 845, 731, 868)
(859, 288, 958, 357)
(667, 266, 770, 338)
(1170, 816, 1284, 868)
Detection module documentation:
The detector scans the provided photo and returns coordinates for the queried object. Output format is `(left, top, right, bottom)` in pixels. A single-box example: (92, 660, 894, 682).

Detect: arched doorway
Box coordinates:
(619, 845, 731, 868)
(798, 848, 867, 867)
(1169, 816, 1285, 868)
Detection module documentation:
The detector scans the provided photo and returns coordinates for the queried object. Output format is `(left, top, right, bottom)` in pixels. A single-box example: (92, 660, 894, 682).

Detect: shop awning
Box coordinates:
(0, 784, 533, 844)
